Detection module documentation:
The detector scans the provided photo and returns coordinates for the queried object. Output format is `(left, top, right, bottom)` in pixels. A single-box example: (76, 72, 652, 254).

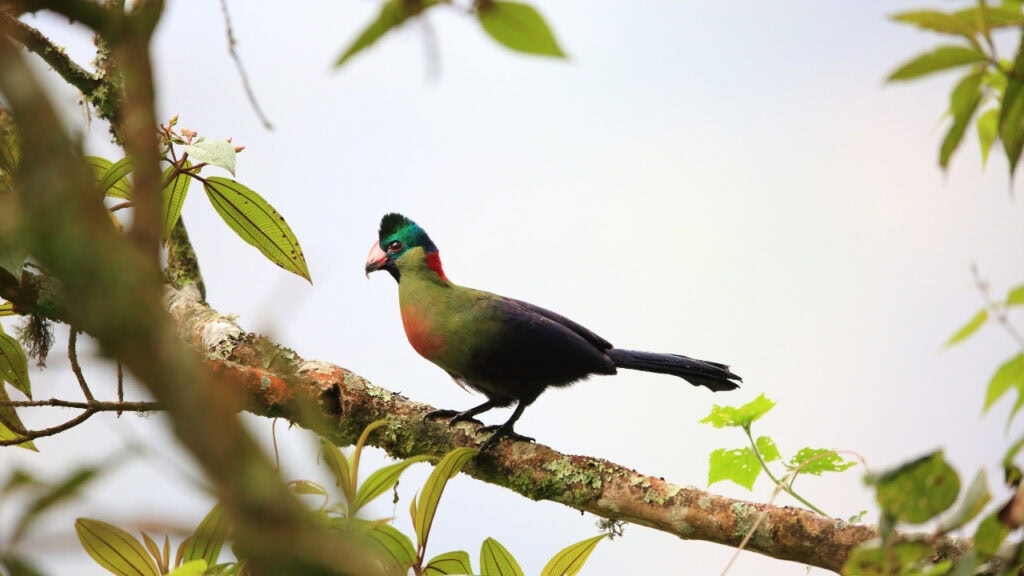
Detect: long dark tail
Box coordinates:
(607, 349, 741, 392)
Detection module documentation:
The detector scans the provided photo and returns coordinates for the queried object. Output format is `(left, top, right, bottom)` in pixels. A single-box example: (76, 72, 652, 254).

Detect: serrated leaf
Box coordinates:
(788, 448, 856, 476)
(939, 469, 991, 533)
(166, 560, 208, 576)
(161, 161, 192, 243)
(202, 177, 311, 282)
(98, 157, 134, 200)
(699, 393, 775, 429)
(707, 447, 760, 490)
(891, 10, 977, 36)
(75, 518, 160, 576)
(946, 309, 989, 346)
(424, 550, 473, 575)
(755, 436, 781, 463)
(480, 537, 524, 576)
(185, 139, 236, 176)
(335, 0, 441, 68)
(1008, 284, 1024, 305)
(365, 522, 416, 575)
(540, 534, 605, 576)
(941, 71, 983, 168)
(414, 447, 477, 550)
(180, 504, 230, 566)
(867, 451, 960, 524)
(1001, 39, 1024, 176)
(984, 353, 1024, 420)
(887, 45, 988, 81)
(477, 1, 565, 58)
(352, 455, 432, 513)
(0, 331, 30, 397)
(978, 107, 1000, 166)
(975, 511, 1010, 559)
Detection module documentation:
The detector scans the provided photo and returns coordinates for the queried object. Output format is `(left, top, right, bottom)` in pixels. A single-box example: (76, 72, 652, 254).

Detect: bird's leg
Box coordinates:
(478, 402, 534, 451)
(424, 399, 500, 428)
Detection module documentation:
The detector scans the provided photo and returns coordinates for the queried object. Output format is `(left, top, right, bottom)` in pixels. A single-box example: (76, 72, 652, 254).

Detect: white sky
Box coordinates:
(3, 1, 1024, 574)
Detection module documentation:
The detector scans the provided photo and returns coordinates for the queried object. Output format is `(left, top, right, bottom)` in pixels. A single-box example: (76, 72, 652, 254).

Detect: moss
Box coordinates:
(698, 495, 712, 510)
(731, 501, 758, 539)
(366, 385, 392, 402)
(542, 458, 615, 507)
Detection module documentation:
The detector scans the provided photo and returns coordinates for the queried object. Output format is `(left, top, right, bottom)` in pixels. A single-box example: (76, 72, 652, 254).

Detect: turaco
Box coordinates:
(365, 213, 741, 451)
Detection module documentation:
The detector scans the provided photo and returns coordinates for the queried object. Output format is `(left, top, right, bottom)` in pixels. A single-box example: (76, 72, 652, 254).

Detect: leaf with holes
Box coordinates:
(707, 447, 760, 490)
(424, 550, 473, 575)
(480, 537, 524, 576)
(787, 448, 856, 476)
(756, 436, 781, 463)
(700, 393, 775, 429)
(76, 518, 160, 576)
(185, 139, 236, 176)
(161, 160, 192, 243)
(413, 447, 477, 550)
(540, 534, 605, 576)
(477, 1, 565, 58)
(202, 177, 310, 282)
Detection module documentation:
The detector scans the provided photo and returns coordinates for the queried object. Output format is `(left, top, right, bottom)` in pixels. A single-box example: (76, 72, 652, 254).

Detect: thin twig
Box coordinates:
(0, 398, 159, 446)
(217, 0, 273, 130)
(68, 328, 95, 402)
(973, 263, 1024, 352)
(117, 359, 124, 415)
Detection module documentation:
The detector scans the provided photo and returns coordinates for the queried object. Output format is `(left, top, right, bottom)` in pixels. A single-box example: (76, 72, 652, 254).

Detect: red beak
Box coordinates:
(365, 242, 388, 277)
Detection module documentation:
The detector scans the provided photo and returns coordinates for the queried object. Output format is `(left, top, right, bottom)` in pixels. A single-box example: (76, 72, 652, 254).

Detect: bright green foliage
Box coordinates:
(0, 327, 33, 451)
(480, 537, 524, 576)
(708, 447, 761, 490)
(424, 550, 473, 575)
(477, 1, 566, 58)
(977, 107, 1000, 164)
(941, 71, 984, 167)
(945, 308, 988, 346)
(1008, 284, 1024, 305)
(75, 518, 161, 576)
(699, 393, 776, 428)
(787, 447, 857, 475)
(166, 560, 207, 576)
(887, 45, 987, 81)
(867, 451, 960, 524)
(985, 353, 1024, 422)
(843, 540, 950, 576)
(178, 504, 230, 567)
(361, 521, 417, 575)
(95, 156, 134, 199)
(413, 447, 478, 550)
(0, 302, 12, 316)
(202, 177, 311, 282)
(973, 510, 1011, 559)
(756, 436, 781, 463)
(540, 534, 606, 576)
(335, 0, 442, 68)
(161, 160, 192, 243)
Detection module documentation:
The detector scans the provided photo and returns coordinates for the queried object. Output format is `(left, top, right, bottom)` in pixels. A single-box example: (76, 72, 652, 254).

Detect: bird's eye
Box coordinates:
(387, 240, 403, 253)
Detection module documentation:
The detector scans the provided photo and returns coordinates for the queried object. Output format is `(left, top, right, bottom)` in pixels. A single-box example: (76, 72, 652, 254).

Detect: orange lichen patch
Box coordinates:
(207, 359, 294, 406)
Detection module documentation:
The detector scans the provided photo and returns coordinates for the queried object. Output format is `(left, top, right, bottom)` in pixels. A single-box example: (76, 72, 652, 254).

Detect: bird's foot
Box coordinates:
(424, 409, 483, 428)
(477, 425, 534, 452)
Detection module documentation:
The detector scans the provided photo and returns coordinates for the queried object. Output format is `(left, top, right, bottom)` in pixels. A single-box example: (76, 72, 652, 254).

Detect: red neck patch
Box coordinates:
(426, 252, 449, 282)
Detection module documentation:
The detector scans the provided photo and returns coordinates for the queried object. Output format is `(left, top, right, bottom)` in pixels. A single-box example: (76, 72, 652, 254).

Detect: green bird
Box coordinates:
(365, 213, 741, 450)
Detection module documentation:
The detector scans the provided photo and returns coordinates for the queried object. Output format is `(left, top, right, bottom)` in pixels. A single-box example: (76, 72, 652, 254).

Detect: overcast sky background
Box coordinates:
(3, 1, 1024, 574)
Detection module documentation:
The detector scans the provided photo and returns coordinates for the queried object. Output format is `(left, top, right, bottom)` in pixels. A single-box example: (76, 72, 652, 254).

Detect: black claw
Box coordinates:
(477, 425, 535, 452)
(424, 409, 483, 428)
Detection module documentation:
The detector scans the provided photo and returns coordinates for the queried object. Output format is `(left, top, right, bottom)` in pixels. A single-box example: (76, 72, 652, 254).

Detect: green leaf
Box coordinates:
(202, 177, 311, 282)
(940, 71, 983, 168)
(699, 393, 776, 429)
(788, 448, 856, 476)
(866, 451, 960, 524)
(477, 1, 566, 58)
(0, 421, 35, 452)
(978, 108, 1000, 166)
(0, 384, 34, 452)
(335, 0, 441, 68)
(365, 522, 416, 575)
(185, 139, 236, 176)
(424, 550, 473, 576)
(938, 469, 991, 533)
(166, 560, 208, 576)
(161, 161, 192, 244)
(140, 532, 162, 572)
(180, 504, 230, 566)
(413, 447, 477, 550)
(974, 511, 1010, 559)
(0, 301, 13, 316)
(955, 6, 1024, 29)
(98, 157, 134, 200)
(1001, 38, 1024, 176)
(0, 331, 30, 397)
(890, 10, 976, 36)
(0, 124, 19, 174)
(352, 454, 432, 514)
(707, 447, 760, 490)
(480, 537, 524, 576)
(1007, 284, 1024, 306)
(755, 436, 781, 463)
(984, 353, 1024, 420)
(290, 479, 328, 497)
(320, 440, 355, 507)
(0, 239, 26, 279)
(75, 518, 160, 576)
(843, 541, 933, 576)
(887, 45, 988, 81)
(540, 534, 605, 576)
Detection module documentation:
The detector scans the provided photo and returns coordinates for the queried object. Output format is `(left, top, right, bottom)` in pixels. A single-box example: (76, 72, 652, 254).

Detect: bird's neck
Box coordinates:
(424, 251, 449, 283)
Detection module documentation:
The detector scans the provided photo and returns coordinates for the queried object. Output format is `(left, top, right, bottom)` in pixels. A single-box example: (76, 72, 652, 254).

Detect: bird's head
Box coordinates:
(365, 213, 448, 282)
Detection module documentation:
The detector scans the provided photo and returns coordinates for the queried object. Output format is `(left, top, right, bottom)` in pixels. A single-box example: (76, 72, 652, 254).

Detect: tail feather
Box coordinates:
(607, 349, 741, 392)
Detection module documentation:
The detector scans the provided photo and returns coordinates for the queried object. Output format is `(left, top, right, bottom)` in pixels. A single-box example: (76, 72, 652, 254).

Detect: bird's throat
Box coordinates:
(425, 252, 448, 282)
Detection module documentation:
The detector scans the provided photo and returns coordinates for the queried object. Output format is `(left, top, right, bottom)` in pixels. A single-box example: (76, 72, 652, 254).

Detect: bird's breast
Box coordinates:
(400, 304, 446, 361)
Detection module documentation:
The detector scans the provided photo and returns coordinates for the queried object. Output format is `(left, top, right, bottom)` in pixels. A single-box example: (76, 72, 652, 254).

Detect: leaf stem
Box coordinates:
(744, 426, 830, 516)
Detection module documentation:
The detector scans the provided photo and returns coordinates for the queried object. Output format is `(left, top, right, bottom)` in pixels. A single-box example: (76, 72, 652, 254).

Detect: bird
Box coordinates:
(365, 213, 741, 451)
